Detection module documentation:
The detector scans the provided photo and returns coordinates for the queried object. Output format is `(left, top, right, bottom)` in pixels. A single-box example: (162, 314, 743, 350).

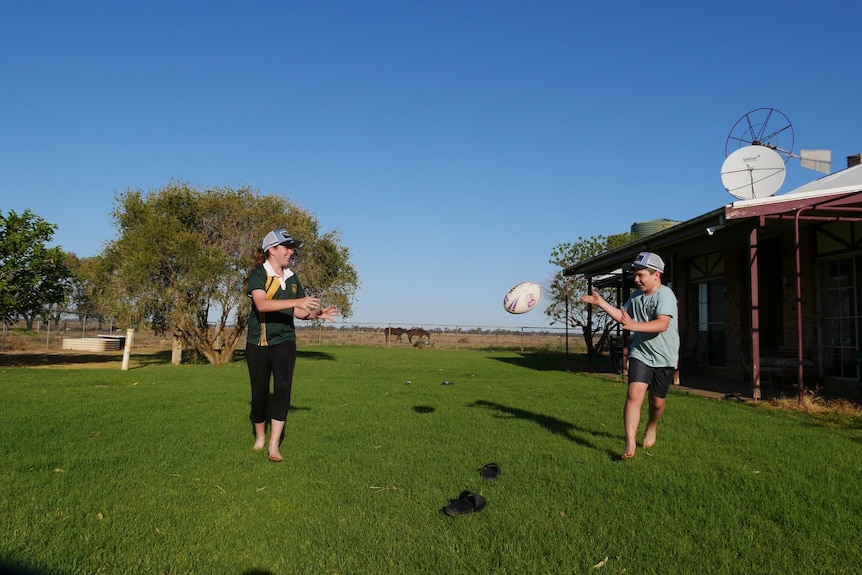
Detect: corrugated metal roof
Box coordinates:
(787, 161, 862, 195)
(725, 162, 862, 220)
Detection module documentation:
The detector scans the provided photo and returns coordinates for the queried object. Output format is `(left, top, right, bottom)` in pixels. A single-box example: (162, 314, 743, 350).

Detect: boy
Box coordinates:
(581, 252, 679, 460)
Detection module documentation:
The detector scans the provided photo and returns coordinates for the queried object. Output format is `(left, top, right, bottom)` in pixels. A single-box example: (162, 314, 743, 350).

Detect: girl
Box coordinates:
(244, 229, 340, 461)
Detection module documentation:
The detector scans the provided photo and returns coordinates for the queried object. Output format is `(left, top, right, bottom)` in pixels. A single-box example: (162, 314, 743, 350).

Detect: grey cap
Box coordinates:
(262, 229, 301, 251)
(632, 251, 665, 273)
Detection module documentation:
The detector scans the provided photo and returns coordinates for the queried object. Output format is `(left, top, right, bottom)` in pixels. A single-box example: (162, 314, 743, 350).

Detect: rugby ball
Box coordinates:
(503, 282, 542, 314)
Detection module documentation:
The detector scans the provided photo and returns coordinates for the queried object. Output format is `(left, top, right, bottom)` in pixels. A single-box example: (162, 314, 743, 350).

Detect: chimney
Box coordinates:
(848, 154, 862, 168)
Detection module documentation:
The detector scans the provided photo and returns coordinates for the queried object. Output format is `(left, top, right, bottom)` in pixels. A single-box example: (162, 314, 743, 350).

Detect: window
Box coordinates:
(688, 253, 726, 367)
(818, 257, 859, 378)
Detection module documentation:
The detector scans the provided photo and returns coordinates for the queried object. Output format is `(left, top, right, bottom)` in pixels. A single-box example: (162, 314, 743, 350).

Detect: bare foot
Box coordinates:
(643, 428, 657, 450)
(252, 437, 266, 451)
(268, 442, 283, 462)
(621, 451, 635, 460)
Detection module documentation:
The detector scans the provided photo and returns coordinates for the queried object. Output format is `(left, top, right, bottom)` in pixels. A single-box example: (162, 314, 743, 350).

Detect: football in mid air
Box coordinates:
(503, 282, 542, 314)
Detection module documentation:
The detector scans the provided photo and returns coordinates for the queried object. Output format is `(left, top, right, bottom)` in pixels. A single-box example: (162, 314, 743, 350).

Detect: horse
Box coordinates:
(384, 327, 405, 343)
(406, 328, 430, 344)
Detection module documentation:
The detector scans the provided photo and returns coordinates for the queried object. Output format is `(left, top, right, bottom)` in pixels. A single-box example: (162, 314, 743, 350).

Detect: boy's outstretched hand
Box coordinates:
(581, 293, 603, 306)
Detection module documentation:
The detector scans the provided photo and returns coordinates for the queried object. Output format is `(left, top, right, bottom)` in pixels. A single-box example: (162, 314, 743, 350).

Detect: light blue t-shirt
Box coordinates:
(624, 285, 680, 368)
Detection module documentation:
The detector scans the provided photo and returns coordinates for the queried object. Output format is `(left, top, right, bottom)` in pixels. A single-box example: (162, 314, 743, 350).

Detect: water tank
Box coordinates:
(631, 219, 681, 239)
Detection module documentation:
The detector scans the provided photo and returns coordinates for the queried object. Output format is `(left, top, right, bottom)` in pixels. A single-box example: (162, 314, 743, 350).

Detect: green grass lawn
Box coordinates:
(2, 346, 861, 574)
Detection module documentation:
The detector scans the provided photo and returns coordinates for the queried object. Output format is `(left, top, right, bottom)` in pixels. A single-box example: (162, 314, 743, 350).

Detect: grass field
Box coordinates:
(1, 346, 861, 574)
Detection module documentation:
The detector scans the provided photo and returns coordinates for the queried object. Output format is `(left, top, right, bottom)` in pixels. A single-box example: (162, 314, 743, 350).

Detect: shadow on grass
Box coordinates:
(0, 348, 336, 368)
(297, 350, 336, 361)
(0, 557, 65, 575)
(0, 557, 273, 575)
(133, 350, 174, 367)
(469, 399, 618, 459)
(489, 351, 619, 375)
(221, 349, 337, 362)
(0, 350, 149, 368)
(0, 349, 180, 368)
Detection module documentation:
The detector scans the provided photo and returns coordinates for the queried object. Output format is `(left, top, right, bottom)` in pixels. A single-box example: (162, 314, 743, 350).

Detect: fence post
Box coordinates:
(121, 328, 135, 371)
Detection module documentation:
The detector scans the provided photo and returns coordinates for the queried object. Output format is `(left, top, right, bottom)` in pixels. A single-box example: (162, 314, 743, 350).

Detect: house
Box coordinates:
(564, 153, 862, 401)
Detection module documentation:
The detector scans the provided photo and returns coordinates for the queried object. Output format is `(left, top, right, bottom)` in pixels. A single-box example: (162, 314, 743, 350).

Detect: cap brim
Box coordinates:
(263, 241, 298, 251)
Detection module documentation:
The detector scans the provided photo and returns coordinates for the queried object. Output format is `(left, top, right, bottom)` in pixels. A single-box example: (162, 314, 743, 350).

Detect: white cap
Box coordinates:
(632, 251, 665, 273)
(262, 229, 301, 251)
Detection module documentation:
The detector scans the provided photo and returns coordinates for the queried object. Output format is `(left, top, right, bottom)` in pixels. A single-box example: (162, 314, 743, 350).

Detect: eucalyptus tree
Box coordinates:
(88, 181, 357, 365)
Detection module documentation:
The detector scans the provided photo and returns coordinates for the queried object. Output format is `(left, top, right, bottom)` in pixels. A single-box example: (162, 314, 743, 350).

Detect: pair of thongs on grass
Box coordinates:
(442, 463, 499, 517)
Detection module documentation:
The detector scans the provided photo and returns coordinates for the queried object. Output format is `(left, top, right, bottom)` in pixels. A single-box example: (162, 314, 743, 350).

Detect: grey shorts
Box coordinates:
(627, 357, 675, 399)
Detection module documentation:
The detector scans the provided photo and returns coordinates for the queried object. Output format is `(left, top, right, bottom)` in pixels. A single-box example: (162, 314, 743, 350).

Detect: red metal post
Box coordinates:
(749, 226, 762, 400)
(794, 209, 808, 404)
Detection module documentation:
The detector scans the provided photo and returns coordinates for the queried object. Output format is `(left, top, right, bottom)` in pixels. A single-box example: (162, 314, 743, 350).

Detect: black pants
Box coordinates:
(246, 340, 297, 423)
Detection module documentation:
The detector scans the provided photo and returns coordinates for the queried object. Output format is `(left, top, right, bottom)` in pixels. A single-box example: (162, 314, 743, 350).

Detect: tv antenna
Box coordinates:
(725, 107, 795, 163)
(721, 108, 832, 200)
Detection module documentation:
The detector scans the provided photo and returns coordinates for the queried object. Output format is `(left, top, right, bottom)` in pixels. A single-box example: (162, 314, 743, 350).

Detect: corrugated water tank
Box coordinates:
(631, 219, 681, 239)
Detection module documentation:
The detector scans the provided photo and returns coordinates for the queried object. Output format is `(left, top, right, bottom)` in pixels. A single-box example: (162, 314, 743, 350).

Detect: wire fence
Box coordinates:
(294, 322, 582, 352)
(1, 313, 122, 352)
(2, 314, 586, 354)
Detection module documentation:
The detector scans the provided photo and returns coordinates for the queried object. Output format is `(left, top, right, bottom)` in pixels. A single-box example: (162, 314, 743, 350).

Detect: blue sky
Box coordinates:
(2, 1, 861, 329)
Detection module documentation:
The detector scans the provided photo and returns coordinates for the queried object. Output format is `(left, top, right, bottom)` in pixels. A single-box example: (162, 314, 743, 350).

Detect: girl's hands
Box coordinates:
(314, 306, 341, 322)
(300, 296, 321, 311)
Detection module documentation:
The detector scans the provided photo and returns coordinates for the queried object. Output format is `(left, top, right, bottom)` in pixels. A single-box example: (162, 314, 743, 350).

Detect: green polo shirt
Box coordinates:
(245, 265, 306, 346)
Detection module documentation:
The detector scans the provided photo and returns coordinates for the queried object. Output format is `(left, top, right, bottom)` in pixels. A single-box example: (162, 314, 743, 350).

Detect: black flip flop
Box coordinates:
(442, 490, 486, 517)
(479, 462, 500, 481)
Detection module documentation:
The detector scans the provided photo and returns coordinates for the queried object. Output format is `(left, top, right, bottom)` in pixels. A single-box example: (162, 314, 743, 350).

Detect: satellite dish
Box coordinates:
(720, 145, 786, 199)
